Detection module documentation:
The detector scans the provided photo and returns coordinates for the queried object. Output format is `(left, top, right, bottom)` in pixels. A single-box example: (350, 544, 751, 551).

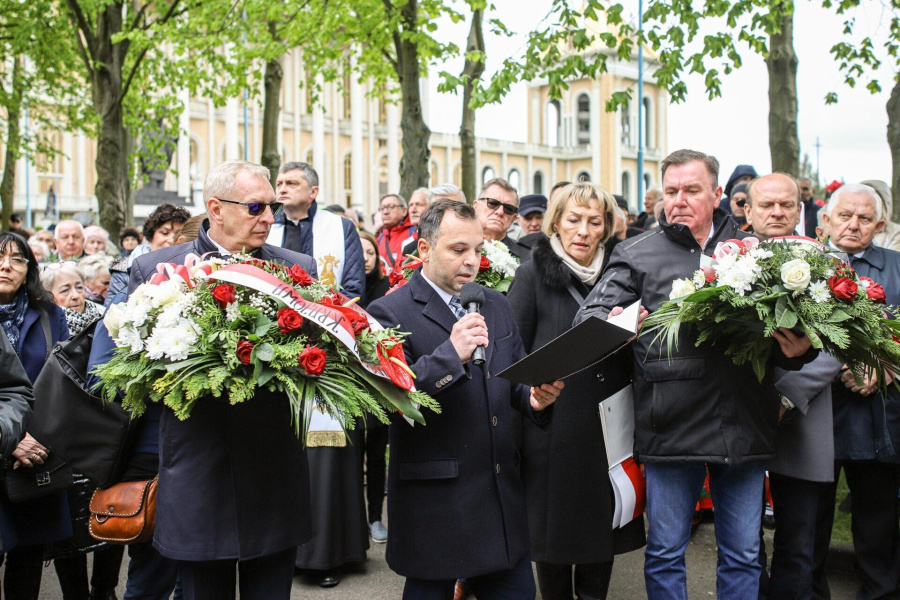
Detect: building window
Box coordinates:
(453, 163, 462, 187)
(533, 171, 544, 195)
(577, 94, 590, 145)
(35, 131, 63, 195)
(306, 149, 314, 165)
(508, 169, 520, 192)
(378, 156, 389, 197)
(621, 100, 631, 147)
(189, 138, 202, 183)
(430, 160, 440, 187)
(482, 166, 496, 185)
(621, 171, 631, 201)
(343, 154, 352, 206)
(643, 97, 653, 148)
(577, 171, 591, 183)
(644, 173, 652, 191)
(545, 100, 561, 147)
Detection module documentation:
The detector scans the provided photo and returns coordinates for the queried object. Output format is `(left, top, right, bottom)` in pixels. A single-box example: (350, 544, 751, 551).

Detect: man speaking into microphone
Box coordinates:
(368, 199, 564, 599)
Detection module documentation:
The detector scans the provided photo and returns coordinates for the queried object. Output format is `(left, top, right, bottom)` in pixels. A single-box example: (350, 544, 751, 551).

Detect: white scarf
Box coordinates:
(550, 234, 605, 285)
(266, 208, 346, 287)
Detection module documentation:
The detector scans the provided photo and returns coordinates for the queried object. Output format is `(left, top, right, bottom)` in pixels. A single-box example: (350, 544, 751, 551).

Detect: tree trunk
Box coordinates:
(766, 7, 799, 176)
(395, 0, 431, 202)
(887, 77, 900, 223)
(459, 9, 485, 205)
(0, 58, 23, 231)
(91, 4, 130, 236)
(261, 22, 284, 188)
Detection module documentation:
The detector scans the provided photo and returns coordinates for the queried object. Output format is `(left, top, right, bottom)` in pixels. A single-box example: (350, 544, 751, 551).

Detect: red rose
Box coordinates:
(289, 264, 314, 286)
(277, 308, 304, 333)
(211, 284, 236, 308)
(860, 276, 887, 304)
(236, 340, 254, 365)
(298, 345, 327, 376)
(828, 275, 858, 301)
(479, 256, 491, 272)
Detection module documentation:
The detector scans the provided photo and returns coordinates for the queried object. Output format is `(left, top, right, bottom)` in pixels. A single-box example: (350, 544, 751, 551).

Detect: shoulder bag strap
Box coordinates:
(38, 309, 52, 361)
(563, 279, 585, 306)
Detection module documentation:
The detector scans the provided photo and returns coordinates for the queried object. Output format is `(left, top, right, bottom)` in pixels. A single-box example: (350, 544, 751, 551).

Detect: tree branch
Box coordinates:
(64, 0, 97, 62)
(119, 0, 184, 104)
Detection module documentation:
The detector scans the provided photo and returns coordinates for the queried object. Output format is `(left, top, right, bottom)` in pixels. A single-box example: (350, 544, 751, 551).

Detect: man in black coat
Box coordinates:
(367, 199, 564, 599)
(473, 177, 527, 261)
(128, 160, 318, 600)
(821, 183, 900, 600)
(576, 150, 815, 600)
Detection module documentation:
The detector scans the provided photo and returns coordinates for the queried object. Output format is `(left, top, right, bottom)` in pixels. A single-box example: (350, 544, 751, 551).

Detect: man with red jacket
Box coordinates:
(377, 193, 416, 274)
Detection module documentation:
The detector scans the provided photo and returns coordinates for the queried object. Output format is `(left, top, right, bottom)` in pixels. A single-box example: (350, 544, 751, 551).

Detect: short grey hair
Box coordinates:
(204, 160, 271, 203)
(54, 220, 84, 240)
(78, 253, 112, 281)
(827, 183, 883, 221)
(646, 188, 662, 200)
(411, 187, 434, 203)
(380, 193, 407, 208)
(27, 237, 50, 258)
(40, 262, 83, 292)
(279, 161, 319, 189)
(429, 183, 465, 203)
(83, 225, 110, 242)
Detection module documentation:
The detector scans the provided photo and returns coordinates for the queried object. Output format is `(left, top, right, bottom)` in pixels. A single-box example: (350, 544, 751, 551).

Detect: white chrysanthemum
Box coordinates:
(718, 259, 758, 296)
(144, 334, 167, 360)
(692, 270, 706, 289)
(809, 280, 830, 303)
(116, 326, 144, 354)
(670, 278, 697, 300)
(226, 301, 241, 322)
(749, 247, 774, 260)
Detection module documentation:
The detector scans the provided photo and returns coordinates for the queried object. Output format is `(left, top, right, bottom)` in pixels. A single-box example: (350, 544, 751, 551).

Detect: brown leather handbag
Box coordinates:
(88, 477, 158, 544)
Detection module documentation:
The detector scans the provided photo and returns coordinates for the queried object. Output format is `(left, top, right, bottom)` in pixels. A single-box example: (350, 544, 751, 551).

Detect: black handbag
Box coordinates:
(2, 453, 74, 502)
(28, 318, 139, 488)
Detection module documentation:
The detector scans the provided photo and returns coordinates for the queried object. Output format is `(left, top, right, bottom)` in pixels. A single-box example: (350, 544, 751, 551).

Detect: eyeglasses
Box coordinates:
(0, 255, 28, 270)
(213, 198, 283, 217)
(380, 204, 403, 212)
(478, 197, 519, 216)
(41, 261, 76, 272)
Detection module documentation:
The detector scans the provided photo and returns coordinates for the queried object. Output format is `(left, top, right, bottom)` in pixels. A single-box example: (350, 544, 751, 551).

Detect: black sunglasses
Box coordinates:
(478, 197, 519, 216)
(214, 197, 283, 217)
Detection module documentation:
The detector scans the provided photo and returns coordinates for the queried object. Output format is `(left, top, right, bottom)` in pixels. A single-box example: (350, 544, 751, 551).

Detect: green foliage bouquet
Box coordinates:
(93, 254, 438, 441)
(642, 236, 900, 383)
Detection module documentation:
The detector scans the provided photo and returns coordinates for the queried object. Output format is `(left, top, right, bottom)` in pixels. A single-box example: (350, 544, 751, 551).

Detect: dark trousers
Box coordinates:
(402, 554, 536, 600)
(361, 425, 388, 523)
(125, 540, 179, 600)
(1, 544, 44, 599)
(55, 545, 126, 599)
(177, 547, 296, 600)
(833, 461, 900, 600)
(766, 473, 834, 600)
(534, 561, 613, 600)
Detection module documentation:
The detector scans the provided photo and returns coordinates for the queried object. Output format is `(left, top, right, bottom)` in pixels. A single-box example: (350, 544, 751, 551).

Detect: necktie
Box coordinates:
(449, 296, 467, 320)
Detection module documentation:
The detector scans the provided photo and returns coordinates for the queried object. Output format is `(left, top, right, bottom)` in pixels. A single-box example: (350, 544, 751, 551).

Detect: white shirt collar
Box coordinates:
(207, 231, 233, 256)
(702, 222, 716, 250)
(421, 272, 456, 308)
(827, 241, 865, 259)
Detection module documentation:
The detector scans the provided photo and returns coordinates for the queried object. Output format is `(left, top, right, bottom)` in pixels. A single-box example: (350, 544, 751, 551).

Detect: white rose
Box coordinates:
(149, 279, 184, 307)
(781, 259, 812, 292)
(669, 278, 697, 300)
(103, 303, 127, 339)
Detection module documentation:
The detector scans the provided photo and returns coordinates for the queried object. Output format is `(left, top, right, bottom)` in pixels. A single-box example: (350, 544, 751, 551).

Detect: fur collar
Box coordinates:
(530, 234, 616, 291)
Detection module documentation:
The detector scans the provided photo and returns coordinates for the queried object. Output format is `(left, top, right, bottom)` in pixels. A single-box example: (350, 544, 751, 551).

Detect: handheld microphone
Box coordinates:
(460, 282, 486, 365)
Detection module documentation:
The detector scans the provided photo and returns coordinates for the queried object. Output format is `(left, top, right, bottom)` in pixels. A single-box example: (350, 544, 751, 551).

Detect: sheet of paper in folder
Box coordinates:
(496, 300, 642, 386)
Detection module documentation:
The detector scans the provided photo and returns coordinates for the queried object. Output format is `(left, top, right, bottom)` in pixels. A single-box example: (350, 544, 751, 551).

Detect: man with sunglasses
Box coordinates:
(127, 160, 318, 600)
(474, 178, 526, 260)
(269, 162, 365, 302)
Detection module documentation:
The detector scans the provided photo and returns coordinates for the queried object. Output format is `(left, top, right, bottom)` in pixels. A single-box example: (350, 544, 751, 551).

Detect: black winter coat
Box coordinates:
(576, 209, 815, 464)
(507, 236, 644, 564)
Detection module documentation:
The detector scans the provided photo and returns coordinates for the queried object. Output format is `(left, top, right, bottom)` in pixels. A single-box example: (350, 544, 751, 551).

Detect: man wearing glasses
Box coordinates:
(127, 160, 318, 600)
(377, 193, 416, 274)
(474, 178, 526, 260)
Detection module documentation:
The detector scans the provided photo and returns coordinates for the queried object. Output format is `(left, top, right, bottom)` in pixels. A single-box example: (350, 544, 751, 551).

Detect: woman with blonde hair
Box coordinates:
(507, 182, 645, 599)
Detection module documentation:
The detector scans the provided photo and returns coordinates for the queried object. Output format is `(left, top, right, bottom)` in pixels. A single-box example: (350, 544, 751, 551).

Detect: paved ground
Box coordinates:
(31, 520, 863, 599)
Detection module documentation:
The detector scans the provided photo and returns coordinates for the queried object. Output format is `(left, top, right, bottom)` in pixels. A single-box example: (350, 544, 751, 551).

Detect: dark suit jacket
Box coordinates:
(833, 244, 900, 461)
(128, 221, 318, 561)
(803, 200, 821, 239)
(367, 271, 550, 580)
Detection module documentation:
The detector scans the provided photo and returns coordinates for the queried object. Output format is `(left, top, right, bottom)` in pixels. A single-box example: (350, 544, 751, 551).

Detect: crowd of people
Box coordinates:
(0, 152, 897, 600)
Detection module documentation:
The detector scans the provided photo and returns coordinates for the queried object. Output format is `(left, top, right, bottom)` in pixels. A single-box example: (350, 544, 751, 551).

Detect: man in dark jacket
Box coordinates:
(128, 160, 318, 600)
(744, 174, 844, 599)
(821, 183, 900, 600)
(717, 164, 758, 213)
(377, 193, 416, 274)
(474, 178, 527, 261)
(367, 199, 563, 599)
(575, 150, 814, 600)
(269, 162, 365, 302)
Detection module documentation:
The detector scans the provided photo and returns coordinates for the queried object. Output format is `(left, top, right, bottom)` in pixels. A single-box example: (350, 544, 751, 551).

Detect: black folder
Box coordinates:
(497, 301, 640, 386)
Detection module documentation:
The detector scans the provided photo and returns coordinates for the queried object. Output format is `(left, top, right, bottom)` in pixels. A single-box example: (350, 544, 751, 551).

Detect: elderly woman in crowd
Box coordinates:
(507, 182, 645, 600)
(118, 227, 141, 257)
(40, 262, 103, 335)
(26, 237, 50, 263)
(0, 232, 72, 599)
(107, 203, 191, 306)
(78, 254, 112, 305)
(83, 226, 110, 256)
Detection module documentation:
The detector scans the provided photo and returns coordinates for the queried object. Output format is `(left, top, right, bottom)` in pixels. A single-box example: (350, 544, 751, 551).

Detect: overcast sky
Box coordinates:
(426, 0, 895, 190)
